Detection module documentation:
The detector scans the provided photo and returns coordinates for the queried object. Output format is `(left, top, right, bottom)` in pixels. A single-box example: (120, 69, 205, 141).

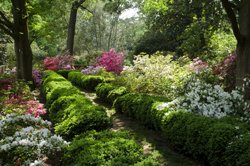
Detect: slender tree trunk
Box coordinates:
(66, 2, 78, 55)
(12, 0, 33, 82)
(66, 0, 86, 55)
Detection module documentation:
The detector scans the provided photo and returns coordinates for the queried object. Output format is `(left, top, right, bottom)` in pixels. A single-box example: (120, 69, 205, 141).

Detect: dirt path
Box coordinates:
(82, 91, 204, 166)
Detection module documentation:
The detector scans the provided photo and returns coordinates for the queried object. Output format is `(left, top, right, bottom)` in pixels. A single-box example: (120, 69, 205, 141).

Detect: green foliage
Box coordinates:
(68, 71, 105, 91)
(116, 52, 190, 99)
(57, 70, 72, 79)
(96, 83, 116, 103)
(42, 71, 111, 140)
(81, 75, 105, 91)
(114, 93, 168, 129)
(54, 104, 111, 140)
(62, 130, 160, 166)
(107, 86, 127, 103)
(207, 30, 237, 63)
(225, 133, 250, 165)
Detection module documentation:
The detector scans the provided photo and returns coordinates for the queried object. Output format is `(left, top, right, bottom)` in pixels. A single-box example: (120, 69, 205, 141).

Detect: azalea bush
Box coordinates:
(0, 114, 68, 165)
(43, 54, 74, 71)
(81, 65, 103, 75)
(116, 52, 190, 99)
(97, 49, 124, 74)
(213, 52, 237, 91)
(0, 79, 46, 117)
(32, 69, 43, 87)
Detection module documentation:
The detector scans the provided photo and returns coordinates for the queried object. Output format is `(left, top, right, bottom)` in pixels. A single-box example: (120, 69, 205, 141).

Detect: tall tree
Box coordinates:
(66, 0, 88, 55)
(0, 0, 33, 82)
(221, 0, 250, 98)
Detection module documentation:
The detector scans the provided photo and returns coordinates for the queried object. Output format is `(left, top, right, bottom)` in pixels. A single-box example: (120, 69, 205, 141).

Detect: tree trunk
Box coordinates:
(66, 0, 86, 55)
(66, 2, 78, 55)
(12, 0, 33, 82)
(236, 0, 250, 98)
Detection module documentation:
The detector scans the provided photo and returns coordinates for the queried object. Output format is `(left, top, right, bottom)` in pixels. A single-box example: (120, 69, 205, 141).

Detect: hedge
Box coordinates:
(113, 92, 250, 165)
(95, 83, 127, 104)
(68, 71, 105, 91)
(62, 130, 160, 166)
(42, 71, 111, 140)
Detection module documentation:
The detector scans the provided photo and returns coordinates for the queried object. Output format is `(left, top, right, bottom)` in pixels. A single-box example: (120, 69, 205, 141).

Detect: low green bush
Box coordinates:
(54, 104, 111, 140)
(114, 93, 167, 129)
(161, 110, 249, 165)
(81, 75, 105, 91)
(68, 71, 105, 91)
(42, 71, 112, 140)
(114, 92, 250, 165)
(62, 130, 160, 166)
(107, 86, 127, 103)
(57, 70, 72, 79)
(225, 133, 250, 165)
(95, 83, 116, 103)
(49, 94, 92, 123)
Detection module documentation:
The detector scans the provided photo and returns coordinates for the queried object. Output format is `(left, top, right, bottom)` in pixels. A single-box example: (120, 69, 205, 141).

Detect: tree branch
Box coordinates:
(221, 0, 242, 43)
(79, 5, 94, 14)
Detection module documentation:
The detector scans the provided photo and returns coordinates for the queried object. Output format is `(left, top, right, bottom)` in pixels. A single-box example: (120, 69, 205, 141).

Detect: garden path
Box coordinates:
(81, 91, 204, 166)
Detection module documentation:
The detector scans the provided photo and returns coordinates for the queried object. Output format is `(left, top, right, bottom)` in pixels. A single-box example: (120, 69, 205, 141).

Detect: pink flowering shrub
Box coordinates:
(26, 100, 46, 117)
(43, 54, 74, 71)
(97, 49, 124, 74)
(188, 57, 208, 72)
(43, 57, 60, 70)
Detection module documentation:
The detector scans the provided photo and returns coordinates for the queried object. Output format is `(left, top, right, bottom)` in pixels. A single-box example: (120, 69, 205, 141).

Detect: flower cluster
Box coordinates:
(81, 66, 103, 75)
(180, 79, 247, 118)
(26, 100, 46, 117)
(97, 49, 124, 74)
(43, 54, 74, 71)
(0, 114, 68, 165)
(213, 52, 236, 91)
(32, 70, 43, 87)
(188, 57, 208, 73)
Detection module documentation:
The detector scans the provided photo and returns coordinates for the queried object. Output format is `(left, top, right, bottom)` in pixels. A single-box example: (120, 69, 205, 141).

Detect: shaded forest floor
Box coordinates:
(82, 91, 204, 166)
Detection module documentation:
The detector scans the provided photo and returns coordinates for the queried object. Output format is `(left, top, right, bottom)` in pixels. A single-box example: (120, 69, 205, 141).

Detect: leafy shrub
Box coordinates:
(68, 71, 105, 91)
(95, 83, 116, 103)
(180, 78, 247, 118)
(117, 52, 190, 99)
(62, 130, 159, 166)
(225, 133, 250, 165)
(49, 94, 92, 123)
(81, 65, 103, 75)
(107, 86, 127, 103)
(0, 114, 68, 165)
(43, 54, 74, 71)
(213, 52, 236, 91)
(32, 69, 43, 87)
(54, 103, 111, 140)
(81, 75, 105, 91)
(42, 71, 112, 140)
(57, 70, 72, 79)
(97, 48, 124, 74)
(205, 122, 248, 165)
(114, 93, 168, 129)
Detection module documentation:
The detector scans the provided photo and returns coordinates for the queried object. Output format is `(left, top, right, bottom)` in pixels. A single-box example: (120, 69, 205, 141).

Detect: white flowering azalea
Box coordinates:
(179, 79, 249, 118)
(0, 114, 68, 165)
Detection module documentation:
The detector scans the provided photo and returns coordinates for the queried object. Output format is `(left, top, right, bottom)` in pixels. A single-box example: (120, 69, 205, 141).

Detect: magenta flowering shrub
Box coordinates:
(97, 49, 124, 74)
(43, 54, 74, 71)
